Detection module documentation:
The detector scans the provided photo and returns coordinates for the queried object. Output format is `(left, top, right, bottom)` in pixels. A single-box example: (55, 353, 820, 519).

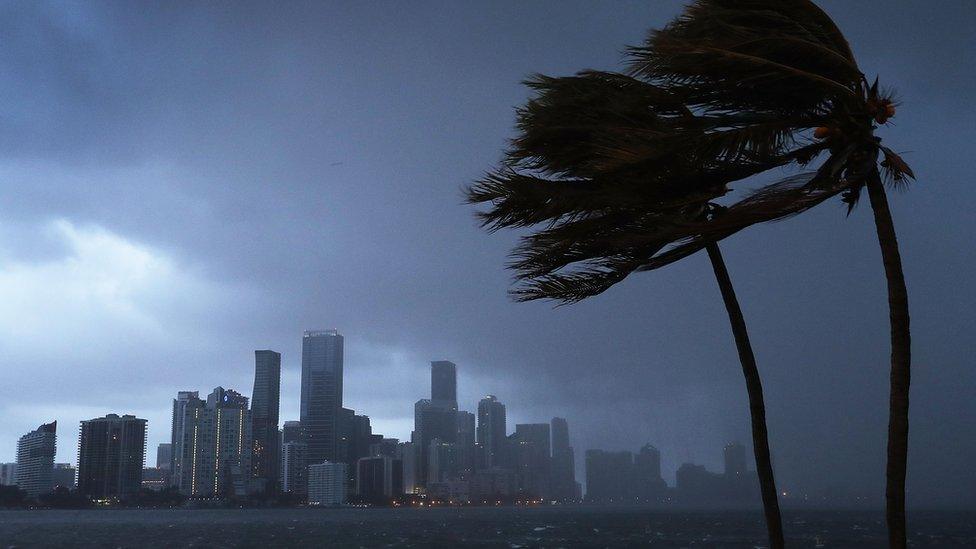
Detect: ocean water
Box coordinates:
(0, 507, 973, 548)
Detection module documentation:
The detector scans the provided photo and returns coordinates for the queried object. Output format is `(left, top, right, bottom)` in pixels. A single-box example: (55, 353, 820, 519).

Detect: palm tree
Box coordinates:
(624, 1, 914, 546)
(467, 71, 791, 546)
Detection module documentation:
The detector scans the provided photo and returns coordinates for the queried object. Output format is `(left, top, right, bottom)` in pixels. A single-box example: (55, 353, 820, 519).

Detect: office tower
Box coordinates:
(251, 349, 282, 493)
(634, 444, 667, 502)
(430, 360, 457, 408)
(513, 423, 551, 499)
(15, 421, 57, 498)
(300, 330, 344, 465)
(52, 463, 76, 490)
(584, 449, 634, 503)
(456, 411, 476, 474)
(172, 388, 252, 497)
(338, 408, 375, 493)
(413, 398, 457, 487)
(356, 455, 403, 503)
(156, 443, 172, 470)
(396, 442, 417, 495)
(0, 463, 17, 486)
(281, 420, 301, 445)
(550, 417, 576, 501)
(477, 395, 506, 468)
(307, 461, 347, 505)
(77, 414, 147, 500)
(724, 442, 748, 478)
(281, 441, 308, 497)
(369, 438, 399, 458)
(170, 391, 199, 482)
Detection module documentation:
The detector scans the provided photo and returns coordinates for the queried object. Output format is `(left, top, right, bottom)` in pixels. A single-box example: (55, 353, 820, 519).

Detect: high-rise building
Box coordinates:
(0, 463, 17, 486)
(156, 443, 172, 471)
(413, 398, 457, 487)
(170, 391, 199, 483)
(634, 444, 667, 502)
(338, 408, 376, 493)
(141, 467, 168, 491)
(396, 442, 418, 495)
(171, 388, 252, 497)
(430, 360, 457, 408)
(52, 463, 76, 490)
(15, 421, 57, 498)
(356, 455, 403, 503)
(724, 442, 748, 478)
(477, 396, 506, 469)
(513, 423, 551, 499)
(300, 330, 344, 466)
(281, 441, 308, 497)
(251, 349, 282, 493)
(550, 417, 576, 501)
(77, 414, 147, 500)
(308, 461, 347, 505)
(456, 411, 477, 475)
(427, 439, 462, 484)
(676, 462, 724, 502)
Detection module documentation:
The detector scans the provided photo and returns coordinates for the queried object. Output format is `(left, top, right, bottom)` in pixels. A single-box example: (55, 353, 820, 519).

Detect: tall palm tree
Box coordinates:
(623, 1, 914, 546)
(467, 70, 791, 546)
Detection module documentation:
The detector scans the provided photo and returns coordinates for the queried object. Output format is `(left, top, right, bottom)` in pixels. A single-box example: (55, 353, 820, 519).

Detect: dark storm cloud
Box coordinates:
(0, 0, 973, 506)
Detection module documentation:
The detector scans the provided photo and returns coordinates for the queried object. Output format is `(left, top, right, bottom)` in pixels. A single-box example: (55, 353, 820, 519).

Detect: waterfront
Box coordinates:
(0, 507, 973, 548)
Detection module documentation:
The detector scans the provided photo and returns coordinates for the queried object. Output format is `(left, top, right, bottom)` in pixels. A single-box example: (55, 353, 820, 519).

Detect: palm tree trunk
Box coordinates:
(705, 242, 784, 549)
(865, 169, 912, 549)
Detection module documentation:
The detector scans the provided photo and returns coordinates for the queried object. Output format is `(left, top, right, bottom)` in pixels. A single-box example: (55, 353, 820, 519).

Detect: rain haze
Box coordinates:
(0, 0, 973, 509)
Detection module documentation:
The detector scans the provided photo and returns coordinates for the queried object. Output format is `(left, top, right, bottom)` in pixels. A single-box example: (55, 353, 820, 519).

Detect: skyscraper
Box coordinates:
(584, 449, 634, 503)
(300, 330, 344, 465)
(171, 388, 252, 497)
(15, 421, 57, 498)
(356, 455, 403, 503)
(281, 420, 301, 445)
(52, 463, 76, 490)
(514, 423, 551, 499)
(550, 417, 576, 501)
(634, 444, 667, 502)
(77, 414, 147, 500)
(430, 360, 457, 408)
(477, 395, 506, 469)
(251, 349, 282, 493)
(169, 390, 199, 483)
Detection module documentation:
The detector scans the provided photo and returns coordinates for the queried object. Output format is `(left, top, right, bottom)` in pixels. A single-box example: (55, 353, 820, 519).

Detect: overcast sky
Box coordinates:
(1, 1, 973, 507)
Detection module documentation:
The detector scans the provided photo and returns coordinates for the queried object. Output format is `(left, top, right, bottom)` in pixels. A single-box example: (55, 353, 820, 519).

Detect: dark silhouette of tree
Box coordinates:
(468, 2, 915, 547)
(0, 484, 28, 508)
(37, 486, 91, 509)
(467, 47, 792, 549)
(626, 3, 913, 546)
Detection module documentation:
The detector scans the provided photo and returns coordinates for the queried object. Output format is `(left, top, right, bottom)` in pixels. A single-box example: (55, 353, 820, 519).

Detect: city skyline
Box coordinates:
(0, 0, 972, 510)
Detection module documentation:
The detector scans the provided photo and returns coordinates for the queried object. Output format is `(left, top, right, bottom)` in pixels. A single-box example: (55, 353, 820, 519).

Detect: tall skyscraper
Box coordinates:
(514, 423, 551, 499)
(550, 417, 576, 501)
(169, 390, 199, 483)
(634, 444, 667, 501)
(281, 420, 301, 445)
(430, 360, 457, 408)
(300, 330, 344, 465)
(15, 421, 57, 498)
(171, 388, 252, 497)
(456, 411, 476, 475)
(477, 395, 506, 468)
(251, 349, 282, 493)
(77, 414, 147, 500)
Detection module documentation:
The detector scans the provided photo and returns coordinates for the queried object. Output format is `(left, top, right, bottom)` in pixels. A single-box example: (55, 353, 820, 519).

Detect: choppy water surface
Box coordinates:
(0, 507, 972, 548)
